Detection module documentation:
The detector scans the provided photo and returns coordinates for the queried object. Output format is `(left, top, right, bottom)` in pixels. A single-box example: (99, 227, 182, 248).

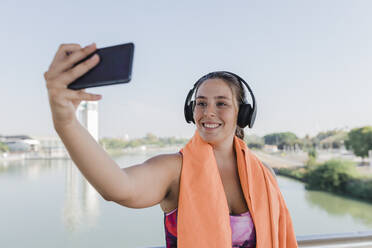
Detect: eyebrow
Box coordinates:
(196, 95, 231, 100)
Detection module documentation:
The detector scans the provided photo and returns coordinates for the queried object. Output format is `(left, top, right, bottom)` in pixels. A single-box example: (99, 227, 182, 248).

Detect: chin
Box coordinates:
(198, 129, 231, 146)
(199, 133, 220, 144)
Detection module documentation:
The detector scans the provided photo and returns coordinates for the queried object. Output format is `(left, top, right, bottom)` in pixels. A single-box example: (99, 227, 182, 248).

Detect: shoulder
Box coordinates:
(145, 152, 182, 178)
(147, 152, 182, 165)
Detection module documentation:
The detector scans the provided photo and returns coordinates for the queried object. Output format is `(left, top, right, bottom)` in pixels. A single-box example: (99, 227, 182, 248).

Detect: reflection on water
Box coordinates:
(63, 163, 100, 232)
(0, 158, 64, 178)
(306, 189, 372, 226)
(278, 176, 372, 235)
(1, 154, 372, 247)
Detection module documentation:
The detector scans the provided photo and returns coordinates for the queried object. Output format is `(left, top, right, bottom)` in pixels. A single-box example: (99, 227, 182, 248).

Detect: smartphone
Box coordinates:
(67, 42, 134, 90)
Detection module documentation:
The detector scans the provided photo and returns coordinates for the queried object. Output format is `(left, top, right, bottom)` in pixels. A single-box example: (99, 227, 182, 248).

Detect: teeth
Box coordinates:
(204, 123, 220, 128)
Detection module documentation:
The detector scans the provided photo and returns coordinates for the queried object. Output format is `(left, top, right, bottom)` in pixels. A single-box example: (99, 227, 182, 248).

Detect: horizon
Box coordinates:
(0, 125, 360, 141)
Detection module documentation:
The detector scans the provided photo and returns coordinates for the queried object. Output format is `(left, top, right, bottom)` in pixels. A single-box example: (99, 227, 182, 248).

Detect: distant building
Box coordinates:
(76, 101, 99, 141)
(32, 136, 69, 158)
(1, 135, 39, 152)
(264, 144, 278, 153)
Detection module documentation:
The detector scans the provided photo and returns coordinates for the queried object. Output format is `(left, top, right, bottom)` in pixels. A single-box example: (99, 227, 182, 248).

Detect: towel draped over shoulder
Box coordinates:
(177, 131, 298, 247)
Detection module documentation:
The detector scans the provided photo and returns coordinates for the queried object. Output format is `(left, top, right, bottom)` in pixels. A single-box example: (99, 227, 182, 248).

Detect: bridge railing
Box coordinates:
(146, 230, 372, 248)
(297, 230, 372, 247)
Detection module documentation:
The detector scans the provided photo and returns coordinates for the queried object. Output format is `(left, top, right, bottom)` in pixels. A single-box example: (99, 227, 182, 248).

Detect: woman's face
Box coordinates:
(193, 78, 239, 145)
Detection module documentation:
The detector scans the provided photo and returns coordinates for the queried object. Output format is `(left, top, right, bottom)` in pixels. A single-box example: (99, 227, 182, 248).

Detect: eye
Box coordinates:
(196, 101, 206, 107)
(217, 102, 227, 107)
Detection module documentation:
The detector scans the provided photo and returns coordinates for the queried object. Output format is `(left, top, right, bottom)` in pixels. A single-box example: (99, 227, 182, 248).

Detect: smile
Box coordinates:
(202, 123, 222, 129)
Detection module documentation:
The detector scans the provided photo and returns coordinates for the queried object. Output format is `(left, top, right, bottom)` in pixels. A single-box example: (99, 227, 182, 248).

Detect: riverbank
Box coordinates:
(254, 150, 372, 203)
(253, 149, 372, 175)
(281, 161, 372, 203)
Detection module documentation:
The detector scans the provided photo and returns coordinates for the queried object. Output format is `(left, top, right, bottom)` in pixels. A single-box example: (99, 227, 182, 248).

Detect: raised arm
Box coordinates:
(56, 119, 181, 207)
(44, 43, 181, 207)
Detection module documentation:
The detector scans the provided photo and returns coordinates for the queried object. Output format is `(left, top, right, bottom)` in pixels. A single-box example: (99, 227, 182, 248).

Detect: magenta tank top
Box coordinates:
(164, 207, 256, 247)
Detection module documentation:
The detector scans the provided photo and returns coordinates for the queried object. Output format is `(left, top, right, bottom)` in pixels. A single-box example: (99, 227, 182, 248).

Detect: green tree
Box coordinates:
(311, 129, 348, 150)
(308, 148, 317, 159)
(244, 135, 264, 149)
(263, 132, 298, 150)
(99, 135, 189, 150)
(145, 133, 158, 144)
(313, 130, 339, 143)
(305, 147, 318, 168)
(345, 126, 372, 159)
(0, 142, 9, 152)
(300, 134, 314, 150)
(99, 138, 128, 149)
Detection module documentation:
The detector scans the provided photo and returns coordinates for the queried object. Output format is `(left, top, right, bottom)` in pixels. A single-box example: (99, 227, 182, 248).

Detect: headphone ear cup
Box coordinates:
(237, 104, 252, 128)
(248, 103, 257, 128)
(184, 100, 195, 123)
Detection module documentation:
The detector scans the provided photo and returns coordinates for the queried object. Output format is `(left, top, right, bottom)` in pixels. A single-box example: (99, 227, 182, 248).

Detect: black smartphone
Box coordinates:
(67, 42, 134, 90)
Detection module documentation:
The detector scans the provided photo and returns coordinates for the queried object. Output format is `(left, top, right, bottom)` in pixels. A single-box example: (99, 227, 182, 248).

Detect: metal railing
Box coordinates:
(146, 231, 372, 248)
(297, 231, 372, 247)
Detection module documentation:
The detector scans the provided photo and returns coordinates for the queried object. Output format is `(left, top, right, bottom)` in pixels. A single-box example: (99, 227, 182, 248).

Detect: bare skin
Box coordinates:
(44, 43, 248, 215)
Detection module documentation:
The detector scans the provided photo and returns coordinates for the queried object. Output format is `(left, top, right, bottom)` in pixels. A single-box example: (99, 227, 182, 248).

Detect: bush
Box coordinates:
(305, 159, 358, 193)
(345, 177, 372, 201)
(277, 167, 307, 181)
(307, 148, 317, 159)
(304, 148, 319, 169)
(0, 142, 9, 152)
(305, 156, 318, 169)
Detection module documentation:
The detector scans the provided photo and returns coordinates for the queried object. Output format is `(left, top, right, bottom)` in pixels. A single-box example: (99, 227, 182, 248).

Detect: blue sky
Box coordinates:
(1, 0, 372, 139)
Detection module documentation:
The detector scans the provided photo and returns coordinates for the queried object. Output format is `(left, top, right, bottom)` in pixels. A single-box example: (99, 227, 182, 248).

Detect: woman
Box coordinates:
(44, 43, 297, 247)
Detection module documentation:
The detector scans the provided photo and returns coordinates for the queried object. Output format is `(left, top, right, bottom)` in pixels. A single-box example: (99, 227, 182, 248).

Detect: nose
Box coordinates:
(203, 103, 216, 117)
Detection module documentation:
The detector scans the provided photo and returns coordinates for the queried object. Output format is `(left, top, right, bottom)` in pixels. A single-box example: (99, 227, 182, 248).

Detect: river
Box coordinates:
(1, 150, 371, 247)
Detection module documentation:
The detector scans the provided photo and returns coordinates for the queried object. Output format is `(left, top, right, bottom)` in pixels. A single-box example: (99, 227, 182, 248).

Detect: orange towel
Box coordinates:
(178, 131, 298, 247)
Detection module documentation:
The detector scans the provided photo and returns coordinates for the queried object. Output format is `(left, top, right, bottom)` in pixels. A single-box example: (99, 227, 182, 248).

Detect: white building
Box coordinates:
(32, 136, 69, 158)
(76, 101, 99, 141)
(1, 135, 40, 152)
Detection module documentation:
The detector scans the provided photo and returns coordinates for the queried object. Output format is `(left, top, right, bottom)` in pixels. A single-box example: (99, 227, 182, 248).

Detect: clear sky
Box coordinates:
(1, 0, 372, 139)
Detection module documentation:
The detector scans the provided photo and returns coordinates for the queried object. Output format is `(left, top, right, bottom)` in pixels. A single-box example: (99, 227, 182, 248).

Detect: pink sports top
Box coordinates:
(164, 207, 256, 247)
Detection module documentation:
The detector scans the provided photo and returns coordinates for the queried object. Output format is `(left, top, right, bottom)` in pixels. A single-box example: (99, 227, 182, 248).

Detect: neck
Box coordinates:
(211, 135, 236, 169)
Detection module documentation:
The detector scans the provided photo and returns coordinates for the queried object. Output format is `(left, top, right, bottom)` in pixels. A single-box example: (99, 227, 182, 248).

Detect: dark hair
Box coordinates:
(194, 71, 246, 140)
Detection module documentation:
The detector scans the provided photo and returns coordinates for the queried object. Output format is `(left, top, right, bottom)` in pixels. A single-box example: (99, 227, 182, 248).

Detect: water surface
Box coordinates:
(1, 151, 371, 247)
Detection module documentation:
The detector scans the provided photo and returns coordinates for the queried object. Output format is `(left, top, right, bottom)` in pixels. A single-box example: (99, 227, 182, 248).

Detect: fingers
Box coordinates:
(44, 43, 98, 83)
(54, 43, 98, 74)
(46, 50, 100, 89)
(58, 53, 100, 87)
(67, 89, 102, 101)
(45, 44, 81, 80)
(55, 43, 82, 61)
(50, 88, 102, 104)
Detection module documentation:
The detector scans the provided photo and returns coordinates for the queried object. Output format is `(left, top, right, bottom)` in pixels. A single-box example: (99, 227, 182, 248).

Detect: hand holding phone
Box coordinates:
(44, 43, 102, 129)
(67, 42, 135, 90)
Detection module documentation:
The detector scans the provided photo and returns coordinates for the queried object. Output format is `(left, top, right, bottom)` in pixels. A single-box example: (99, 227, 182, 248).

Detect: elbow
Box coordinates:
(102, 193, 115, 202)
(98, 189, 120, 202)
(101, 191, 132, 205)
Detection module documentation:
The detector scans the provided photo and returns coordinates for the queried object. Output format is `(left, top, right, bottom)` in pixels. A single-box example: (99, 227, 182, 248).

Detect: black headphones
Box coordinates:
(184, 71, 257, 129)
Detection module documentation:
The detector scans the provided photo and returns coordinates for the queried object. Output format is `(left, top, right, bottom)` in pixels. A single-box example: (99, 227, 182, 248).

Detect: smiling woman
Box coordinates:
(170, 71, 297, 247)
(44, 44, 296, 248)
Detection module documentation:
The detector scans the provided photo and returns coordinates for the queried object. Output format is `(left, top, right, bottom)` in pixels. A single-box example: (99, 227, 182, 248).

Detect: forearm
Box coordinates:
(55, 118, 131, 201)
